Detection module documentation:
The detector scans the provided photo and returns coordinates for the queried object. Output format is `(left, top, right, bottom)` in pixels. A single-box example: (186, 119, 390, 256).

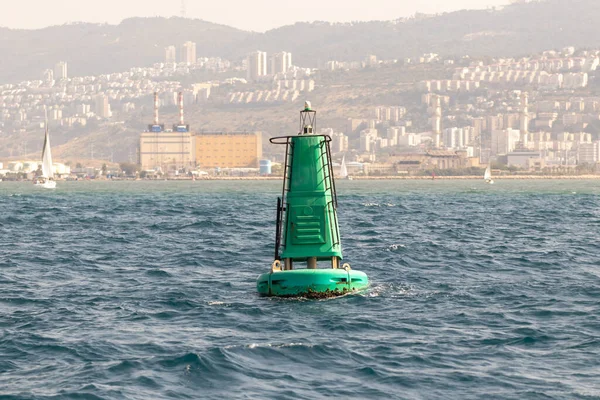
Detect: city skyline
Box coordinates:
(1, 0, 510, 32)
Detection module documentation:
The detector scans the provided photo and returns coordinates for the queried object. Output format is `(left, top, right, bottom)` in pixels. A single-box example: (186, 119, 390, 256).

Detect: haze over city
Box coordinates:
(3, 0, 510, 31)
(2, 1, 600, 399)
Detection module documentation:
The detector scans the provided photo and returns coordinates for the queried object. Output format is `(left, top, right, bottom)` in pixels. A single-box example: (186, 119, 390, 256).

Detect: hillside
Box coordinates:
(2, 0, 600, 83)
(0, 18, 251, 83)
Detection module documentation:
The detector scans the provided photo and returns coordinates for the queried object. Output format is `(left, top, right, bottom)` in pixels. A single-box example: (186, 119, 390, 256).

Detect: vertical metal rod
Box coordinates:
(274, 197, 282, 260)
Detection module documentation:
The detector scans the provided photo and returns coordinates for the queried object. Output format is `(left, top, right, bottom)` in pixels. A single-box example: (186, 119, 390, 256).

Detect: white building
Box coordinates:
(165, 46, 177, 63)
(443, 127, 465, 149)
(360, 129, 378, 152)
(22, 161, 40, 173)
(397, 133, 421, 147)
(270, 52, 292, 75)
(491, 128, 521, 155)
(506, 152, 543, 168)
(578, 142, 600, 164)
(180, 42, 197, 65)
(330, 131, 348, 153)
(247, 51, 268, 81)
(54, 61, 68, 80)
(94, 95, 111, 119)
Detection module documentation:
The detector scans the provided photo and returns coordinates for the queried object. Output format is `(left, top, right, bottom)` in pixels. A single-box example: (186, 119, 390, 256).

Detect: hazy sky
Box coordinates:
(2, 0, 510, 32)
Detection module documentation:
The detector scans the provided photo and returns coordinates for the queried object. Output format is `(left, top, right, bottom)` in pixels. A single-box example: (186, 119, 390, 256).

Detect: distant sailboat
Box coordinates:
(34, 109, 56, 189)
(340, 156, 352, 180)
(484, 165, 494, 184)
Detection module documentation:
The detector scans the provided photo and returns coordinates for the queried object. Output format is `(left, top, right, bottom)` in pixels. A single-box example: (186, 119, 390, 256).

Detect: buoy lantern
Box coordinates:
(257, 103, 369, 297)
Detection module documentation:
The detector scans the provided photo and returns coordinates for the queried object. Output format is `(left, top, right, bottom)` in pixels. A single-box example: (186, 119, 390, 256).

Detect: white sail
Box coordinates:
(484, 165, 491, 181)
(41, 120, 54, 179)
(340, 156, 348, 178)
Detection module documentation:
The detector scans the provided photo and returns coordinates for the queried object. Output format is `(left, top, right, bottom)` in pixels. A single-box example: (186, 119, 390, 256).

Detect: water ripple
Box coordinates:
(0, 180, 599, 399)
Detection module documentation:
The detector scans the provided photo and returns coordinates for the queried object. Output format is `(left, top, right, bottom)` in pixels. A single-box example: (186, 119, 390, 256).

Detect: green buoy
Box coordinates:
(257, 102, 369, 297)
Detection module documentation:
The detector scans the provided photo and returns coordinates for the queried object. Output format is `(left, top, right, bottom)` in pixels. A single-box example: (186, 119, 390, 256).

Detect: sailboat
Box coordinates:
(340, 156, 352, 180)
(33, 110, 56, 189)
(484, 165, 494, 184)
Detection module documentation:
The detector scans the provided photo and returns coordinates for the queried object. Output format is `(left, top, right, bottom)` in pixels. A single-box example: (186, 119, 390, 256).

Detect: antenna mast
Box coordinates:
(181, 0, 187, 18)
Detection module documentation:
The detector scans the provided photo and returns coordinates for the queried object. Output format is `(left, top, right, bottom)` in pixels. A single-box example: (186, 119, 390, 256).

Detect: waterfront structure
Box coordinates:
(139, 131, 194, 171)
(578, 142, 600, 164)
(194, 132, 262, 168)
(259, 159, 272, 175)
(506, 151, 544, 169)
(427, 150, 469, 169)
(139, 91, 194, 171)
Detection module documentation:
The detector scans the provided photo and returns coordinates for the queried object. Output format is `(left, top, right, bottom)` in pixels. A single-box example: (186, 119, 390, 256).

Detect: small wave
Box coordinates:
(240, 342, 312, 350)
(387, 244, 406, 251)
(207, 301, 228, 306)
(145, 269, 171, 278)
(363, 283, 415, 298)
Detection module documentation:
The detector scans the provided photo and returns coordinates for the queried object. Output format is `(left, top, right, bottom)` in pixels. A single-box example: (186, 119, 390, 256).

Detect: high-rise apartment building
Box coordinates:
(94, 95, 111, 119)
(180, 41, 197, 64)
(54, 61, 68, 80)
(165, 46, 177, 63)
(270, 51, 292, 75)
(330, 131, 348, 153)
(360, 129, 378, 153)
(43, 69, 54, 85)
(247, 51, 268, 81)
(491, 128, 520, 155)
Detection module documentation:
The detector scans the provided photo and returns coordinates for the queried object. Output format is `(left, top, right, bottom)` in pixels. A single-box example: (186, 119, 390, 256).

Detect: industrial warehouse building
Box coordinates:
(139, 131, 262, 171)
(194, 132, 262, 169)
(139, 131, 195, 172)
(138, 92, 262, 171)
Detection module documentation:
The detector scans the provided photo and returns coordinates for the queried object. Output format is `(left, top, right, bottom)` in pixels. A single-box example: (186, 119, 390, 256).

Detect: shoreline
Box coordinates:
(185, 175, 600, 180)
(3, 175, 600, 182)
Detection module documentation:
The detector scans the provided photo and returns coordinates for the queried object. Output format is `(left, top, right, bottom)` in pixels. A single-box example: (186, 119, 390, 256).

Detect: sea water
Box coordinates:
(0, 180, 599, 399)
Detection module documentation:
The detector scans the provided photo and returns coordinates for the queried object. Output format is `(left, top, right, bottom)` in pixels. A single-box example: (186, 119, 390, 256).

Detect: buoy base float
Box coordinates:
(257, 268, 369, 298)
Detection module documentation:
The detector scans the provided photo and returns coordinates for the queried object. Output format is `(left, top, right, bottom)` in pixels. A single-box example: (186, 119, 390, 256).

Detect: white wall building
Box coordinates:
(491, 128, 521, 155)
(247, 51, 268, 81)
(360, 129, 378, 153)
(180, 42, 197, 65)
(270, 52, 292, 75)
(54, 61, 68, 80)
(165, 46, 177, 63)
